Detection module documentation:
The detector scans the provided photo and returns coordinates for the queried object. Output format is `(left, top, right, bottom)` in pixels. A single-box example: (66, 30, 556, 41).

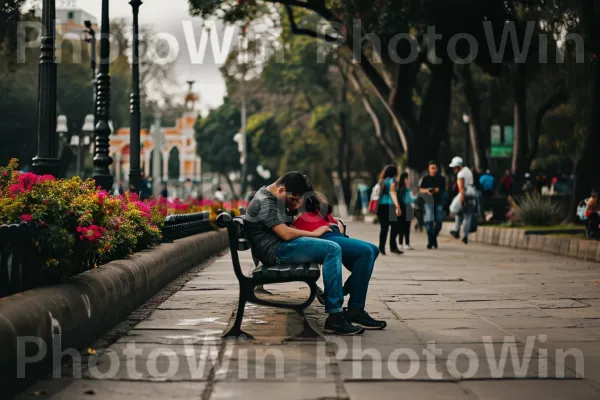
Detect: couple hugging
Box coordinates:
(245, 171, 386, 336)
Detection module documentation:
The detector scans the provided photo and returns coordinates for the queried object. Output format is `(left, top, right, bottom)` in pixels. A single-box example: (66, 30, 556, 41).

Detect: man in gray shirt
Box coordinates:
(244, 172, 364, 335)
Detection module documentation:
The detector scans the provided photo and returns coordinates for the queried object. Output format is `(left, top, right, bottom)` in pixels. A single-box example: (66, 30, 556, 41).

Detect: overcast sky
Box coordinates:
(73, 0, 228, 114)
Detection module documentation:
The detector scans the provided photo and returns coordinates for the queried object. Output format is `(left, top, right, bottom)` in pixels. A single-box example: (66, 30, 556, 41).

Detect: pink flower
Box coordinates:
(18, 172, 40, 191)
(20, 214, 33, 222)
(9, 183, 25, 197)
(39, 175, 55, 182)
(39, 221, 45, 226)
(76, 224, 106, 242)
(2, 171, 8, 177)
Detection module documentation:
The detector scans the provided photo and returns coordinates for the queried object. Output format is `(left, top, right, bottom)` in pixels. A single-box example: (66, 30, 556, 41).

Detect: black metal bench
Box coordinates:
(216, 213, 323, 339)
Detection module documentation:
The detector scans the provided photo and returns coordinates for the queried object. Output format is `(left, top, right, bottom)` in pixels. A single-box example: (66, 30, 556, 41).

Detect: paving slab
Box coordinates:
(211, 382, 341, 400)
(345, 381, 476, 400)
(16, 380, 207, 400)
(460, 379, 600, 400)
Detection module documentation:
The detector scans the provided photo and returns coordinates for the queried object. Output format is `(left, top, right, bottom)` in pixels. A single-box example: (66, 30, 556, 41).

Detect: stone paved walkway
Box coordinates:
(20, 222, 600, 399)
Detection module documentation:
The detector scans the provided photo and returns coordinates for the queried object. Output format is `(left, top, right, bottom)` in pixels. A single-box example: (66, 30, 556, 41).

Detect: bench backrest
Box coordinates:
(217, 213, 251, 281)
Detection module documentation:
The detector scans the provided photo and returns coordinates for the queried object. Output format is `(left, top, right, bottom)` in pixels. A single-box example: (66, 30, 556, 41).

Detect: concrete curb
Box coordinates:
(467, 226, 600, 263)
(0, 229, 228, 388)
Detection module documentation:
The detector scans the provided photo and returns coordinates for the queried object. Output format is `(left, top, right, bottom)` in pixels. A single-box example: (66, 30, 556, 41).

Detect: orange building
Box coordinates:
(109, 87, 201, 185)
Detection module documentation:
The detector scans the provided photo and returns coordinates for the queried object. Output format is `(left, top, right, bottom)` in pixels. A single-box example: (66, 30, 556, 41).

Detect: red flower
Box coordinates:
(20, 214, 33, 222)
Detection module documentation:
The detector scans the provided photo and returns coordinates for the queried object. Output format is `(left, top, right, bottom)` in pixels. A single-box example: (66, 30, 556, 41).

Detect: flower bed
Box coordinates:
(1, 159, 224, 288)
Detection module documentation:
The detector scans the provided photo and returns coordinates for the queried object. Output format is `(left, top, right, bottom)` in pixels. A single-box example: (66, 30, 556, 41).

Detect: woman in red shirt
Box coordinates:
(585, 189, 600, 238)
(290, 191, 386, 330)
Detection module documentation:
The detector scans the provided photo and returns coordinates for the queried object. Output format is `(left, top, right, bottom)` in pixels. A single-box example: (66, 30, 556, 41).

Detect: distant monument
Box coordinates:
(109, 84, 201, 186)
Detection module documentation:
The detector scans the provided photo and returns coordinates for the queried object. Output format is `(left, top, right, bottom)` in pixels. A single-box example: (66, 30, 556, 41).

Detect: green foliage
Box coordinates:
(194, 98, 241, 174)
(247, 112, 282, 170)
(515, 193, 563, 226)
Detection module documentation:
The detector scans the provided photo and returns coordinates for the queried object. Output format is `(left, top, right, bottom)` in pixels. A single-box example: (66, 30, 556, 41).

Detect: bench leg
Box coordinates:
(316, 285, 326, 306)
(223, 289, 254, 340)
(290, 309, 323, 340)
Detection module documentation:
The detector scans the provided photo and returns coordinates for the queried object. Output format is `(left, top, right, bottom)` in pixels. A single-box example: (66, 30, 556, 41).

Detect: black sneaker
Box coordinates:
(450, 230, 460, 239)
(324, 313, 365, 335)
(427, 243, 433, 249)
(390, 248, 404, 255)
(433, 238, 439, 249)
(344, 308, 387, 330)
(462, 236, 469, 245)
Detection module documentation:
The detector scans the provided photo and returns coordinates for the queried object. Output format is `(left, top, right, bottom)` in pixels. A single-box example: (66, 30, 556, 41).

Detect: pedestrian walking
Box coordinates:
(375, 165, 403, 255)
(396, 172, 415, 250)
(449, 157, 477, 244)
(419, 161, 446, 249)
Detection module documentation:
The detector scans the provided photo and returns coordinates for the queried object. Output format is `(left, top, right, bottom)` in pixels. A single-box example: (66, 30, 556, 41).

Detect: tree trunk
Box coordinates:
(568, 40, 600, 222)
(528, 84, 568, 169)
(461, 64, 489, 173)
(338, 80, 352, 205)
(348, 69, 395, 162)
(223, 173, 238, 198)
(414, 59, 454, 170)
(512, 62, 528, 181)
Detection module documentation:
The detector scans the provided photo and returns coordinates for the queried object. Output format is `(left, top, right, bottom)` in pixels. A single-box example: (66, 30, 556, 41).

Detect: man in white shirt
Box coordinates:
(449, 156, 476, 244)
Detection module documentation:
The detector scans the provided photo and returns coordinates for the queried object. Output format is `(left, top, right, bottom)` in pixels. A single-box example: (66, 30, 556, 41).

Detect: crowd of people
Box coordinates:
(371, 157, 478, 253)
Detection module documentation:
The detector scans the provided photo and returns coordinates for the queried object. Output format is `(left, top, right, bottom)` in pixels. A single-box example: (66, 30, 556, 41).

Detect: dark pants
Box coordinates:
(377, 204, 399, 251)
(587, 213, 600, 238)
(398, 220, 411, 246)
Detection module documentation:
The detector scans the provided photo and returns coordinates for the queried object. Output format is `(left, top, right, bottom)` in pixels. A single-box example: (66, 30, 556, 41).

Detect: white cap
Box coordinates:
(525, 172, 531, 178)
(449, 156, 464, 168)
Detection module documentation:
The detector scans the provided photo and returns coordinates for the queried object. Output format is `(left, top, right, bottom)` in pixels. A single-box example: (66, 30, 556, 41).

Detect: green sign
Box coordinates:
(490, 125, 501, 145)
(491, 145, 513, 158)
(504, 125, 514, 145)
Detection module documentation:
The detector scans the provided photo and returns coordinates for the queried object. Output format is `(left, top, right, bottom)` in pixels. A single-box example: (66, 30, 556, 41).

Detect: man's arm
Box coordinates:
(458, 177, 466, 202)
(272, 224, 330, 241)
(419, 177, 431, 193)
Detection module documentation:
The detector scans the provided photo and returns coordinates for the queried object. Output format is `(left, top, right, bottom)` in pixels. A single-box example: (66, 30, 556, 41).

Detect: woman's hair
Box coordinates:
(378, 164, 398, 181)
(398, 172, 409, 188)
(304, 190, 332, 219)
(377, 164, 398, 196)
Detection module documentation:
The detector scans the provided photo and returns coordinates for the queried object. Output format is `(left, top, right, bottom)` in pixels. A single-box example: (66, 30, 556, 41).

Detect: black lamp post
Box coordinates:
(93, 0, 113, 191)
(32, 0, 59, 176)
(128, 0, 143, 194)
(84, 20, 97, 128)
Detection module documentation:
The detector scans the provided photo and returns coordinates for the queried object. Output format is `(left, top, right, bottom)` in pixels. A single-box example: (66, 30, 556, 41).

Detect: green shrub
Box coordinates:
(0, 159, 166, 281)
(515, 193, 563, 226)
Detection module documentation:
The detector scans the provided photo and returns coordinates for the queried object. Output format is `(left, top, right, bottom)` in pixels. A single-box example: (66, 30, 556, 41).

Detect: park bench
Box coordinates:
(217, 212, 323, 339)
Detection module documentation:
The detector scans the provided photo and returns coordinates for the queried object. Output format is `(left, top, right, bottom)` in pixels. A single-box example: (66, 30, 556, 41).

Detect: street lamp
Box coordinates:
(56, 115, 69, 159)
(93, 0, 113, 191)
(83, 20, 97, 127)
(56, 115, 95, 177)
(128, 0, 143, 194)
(462, 113, 470, 166)
(32, 0, 59, 176)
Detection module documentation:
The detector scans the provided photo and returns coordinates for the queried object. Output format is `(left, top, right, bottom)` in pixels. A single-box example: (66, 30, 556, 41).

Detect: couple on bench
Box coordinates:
(245, 171, 386, 335)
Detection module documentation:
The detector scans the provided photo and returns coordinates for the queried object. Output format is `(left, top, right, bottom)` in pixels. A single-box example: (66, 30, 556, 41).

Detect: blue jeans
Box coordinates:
(322, 232, 378, 309)
(424, 204, 444, 246)
(275, 237, 343, 314)
(455, 200, 476, 239)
